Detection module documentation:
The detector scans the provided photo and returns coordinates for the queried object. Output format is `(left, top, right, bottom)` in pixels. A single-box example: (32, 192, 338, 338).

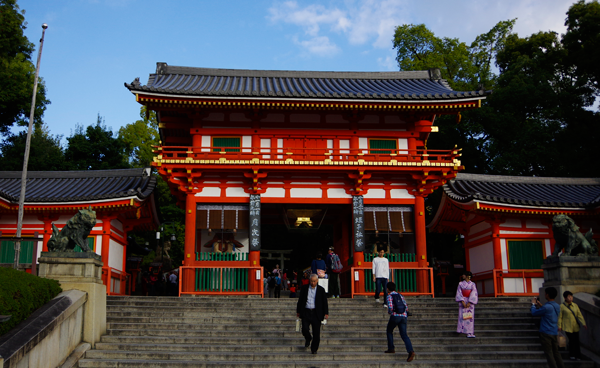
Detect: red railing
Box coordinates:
(156, 146, 461, 166)
(473, 269, 543, 297)
(179, 266, 264, 297)
(349, 266, 434, 298)
(102, 267, 130, 296)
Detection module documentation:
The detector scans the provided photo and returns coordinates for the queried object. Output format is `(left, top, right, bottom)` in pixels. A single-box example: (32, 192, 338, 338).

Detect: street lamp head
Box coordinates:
(42, 24, 48, 29)
(170, 234, 176, 242)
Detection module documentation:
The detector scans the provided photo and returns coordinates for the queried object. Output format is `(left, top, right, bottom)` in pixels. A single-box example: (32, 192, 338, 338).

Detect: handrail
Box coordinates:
(473, 268, 542, 297)
(102, 266, 130, 296)
(156, 145, 461, 166)
(350, 266, 434, 298)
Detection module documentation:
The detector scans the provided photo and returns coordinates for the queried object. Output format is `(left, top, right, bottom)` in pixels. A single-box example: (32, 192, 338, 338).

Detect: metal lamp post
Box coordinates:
(14, 24, 48, 270)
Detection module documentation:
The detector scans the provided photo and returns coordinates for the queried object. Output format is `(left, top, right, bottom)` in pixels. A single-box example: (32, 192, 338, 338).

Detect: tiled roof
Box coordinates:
(444, 173, 600, 209)
(0, 168, 156, 203)
(125, 63, 491, 101)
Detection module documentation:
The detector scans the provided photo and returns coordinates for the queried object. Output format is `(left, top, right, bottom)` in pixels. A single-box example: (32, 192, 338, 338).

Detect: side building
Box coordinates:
(428, 173, 600, 296)
(126, 63, 490, 297)
(0, 168, 160, 295)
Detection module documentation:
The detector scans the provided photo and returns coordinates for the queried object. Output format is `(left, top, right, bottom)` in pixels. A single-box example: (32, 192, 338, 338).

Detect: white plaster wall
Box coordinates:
(531, 278, 544, 292)
(500, 238, 508, 270)
(108, 240, 124, 271)
(544, 239, 552, 257)
(195, 187, 222, 197)
(339, 139, 350, 154)
(242, 136, 252, 153)
(290, 188, 322, 198)
(389, 189, 414, 198)
(260, 138, 271, 159)
(470, 231, 491, 243)
(328, 188, 351, 198)
(263, 188, 286, 198)
(110, 219, 123, 232)
(468, 242, 494, 274)
(503, 218, 521, 228)
(95, 235, 103, 257)
(364, 189, 386, 199)
(500, 230, 543, 235)
(277, 139, 283, 159)
(398, 138, 408, 153)
(359, 138, 368, 153)
(469, 221, 490, 236)
(225, 187, 250, 197)
(503, 278, 525, 293)
(526, 219, 547, 229)
(201, 136, 211, 152)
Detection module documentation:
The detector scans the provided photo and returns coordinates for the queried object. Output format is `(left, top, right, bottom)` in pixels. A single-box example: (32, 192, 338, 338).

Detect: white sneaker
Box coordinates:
(375, 299, 380, 303)
(383, 304, 388, 308)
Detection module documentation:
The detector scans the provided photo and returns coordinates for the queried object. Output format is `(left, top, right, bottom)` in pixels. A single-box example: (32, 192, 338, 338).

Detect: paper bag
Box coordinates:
(558, 331, 567, 348)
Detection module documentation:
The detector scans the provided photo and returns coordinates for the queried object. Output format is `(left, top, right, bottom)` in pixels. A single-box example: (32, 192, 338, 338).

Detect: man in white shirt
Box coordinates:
(372, 249, 389, 306)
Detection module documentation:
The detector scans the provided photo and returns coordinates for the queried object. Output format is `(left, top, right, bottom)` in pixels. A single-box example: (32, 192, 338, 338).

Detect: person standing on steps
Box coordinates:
(274, 273, 282, 298)
(531, 287, 565, 368)
(456, 271, 478, 338)
(558, 290, 587, 361)
(296, 274, 329, 354)
(372, 248, 389, 306)
(384, 282, 416, 362)
(325, 246, 341, 298)
(311, 253, 327, 279)
(267, 273, 276, 298)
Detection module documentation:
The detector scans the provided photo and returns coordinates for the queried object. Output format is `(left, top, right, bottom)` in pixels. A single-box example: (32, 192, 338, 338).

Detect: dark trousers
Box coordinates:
(387, 315, 413, 353)
(328, 273, 340, 296)
(302, 309, 322, 352)
(375, 278, 388, 301)
(274, 285, 281, 298)
(539, 332, 565, 368)
(565, 331, 581, 359)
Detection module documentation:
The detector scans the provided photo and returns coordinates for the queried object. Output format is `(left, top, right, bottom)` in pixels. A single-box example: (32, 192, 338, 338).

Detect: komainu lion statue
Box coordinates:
(47, 207, 97, 252)
(552, 214, 598, 257)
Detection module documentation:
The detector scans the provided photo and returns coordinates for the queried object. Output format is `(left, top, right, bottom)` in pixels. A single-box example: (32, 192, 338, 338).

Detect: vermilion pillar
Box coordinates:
(101, 217, 113, 267)
(414, 195, 428, 292)
(490, 221, 502, 270)
(184, 193, 197, 266)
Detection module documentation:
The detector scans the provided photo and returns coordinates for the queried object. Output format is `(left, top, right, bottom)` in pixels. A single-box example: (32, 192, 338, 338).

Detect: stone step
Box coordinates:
(99, 335, 542, 346)
(78, 358, 592, 368)
(105, 329, 539, 338)
(106, 322, 535, 331)
(94, 342, 544, 353)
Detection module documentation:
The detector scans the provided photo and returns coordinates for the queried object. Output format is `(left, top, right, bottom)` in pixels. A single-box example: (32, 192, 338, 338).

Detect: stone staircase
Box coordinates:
(78, 295, 593, 367)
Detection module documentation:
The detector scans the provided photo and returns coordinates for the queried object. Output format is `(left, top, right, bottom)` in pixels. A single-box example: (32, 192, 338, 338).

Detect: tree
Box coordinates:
(0, 0, 50, 135)
(63, 114, 131, 170)
(118, 107, 160, 168)
(0, 123, 66, 170)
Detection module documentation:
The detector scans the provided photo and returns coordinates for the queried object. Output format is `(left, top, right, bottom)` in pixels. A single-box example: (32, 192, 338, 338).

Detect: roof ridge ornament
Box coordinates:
(428, 68, 441, 80)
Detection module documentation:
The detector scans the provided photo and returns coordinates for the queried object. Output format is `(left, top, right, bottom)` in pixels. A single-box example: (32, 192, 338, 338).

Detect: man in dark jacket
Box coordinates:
(296, 274, 329, 354)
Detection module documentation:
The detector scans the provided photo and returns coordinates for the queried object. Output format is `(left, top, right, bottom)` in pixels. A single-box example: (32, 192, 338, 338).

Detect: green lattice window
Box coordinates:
(508, 240, 544, 269)
(0, 240, 34, 263)
(369, 139, 396, 154)
(213, 137, 241, 152)
(0, 237, 95, 263)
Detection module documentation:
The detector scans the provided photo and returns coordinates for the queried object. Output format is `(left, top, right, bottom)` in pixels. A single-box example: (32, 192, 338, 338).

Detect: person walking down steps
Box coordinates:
(296, 274, 329, 354)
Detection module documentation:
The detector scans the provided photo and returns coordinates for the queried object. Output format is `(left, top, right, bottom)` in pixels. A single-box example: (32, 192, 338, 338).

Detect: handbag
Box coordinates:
(317, 269, 326, 278)
(462, 312, 473, 320)
(557, 331, 568, 348)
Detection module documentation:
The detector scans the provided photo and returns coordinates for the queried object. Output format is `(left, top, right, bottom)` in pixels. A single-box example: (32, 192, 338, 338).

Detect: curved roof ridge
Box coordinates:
(456, 173, 600, 186)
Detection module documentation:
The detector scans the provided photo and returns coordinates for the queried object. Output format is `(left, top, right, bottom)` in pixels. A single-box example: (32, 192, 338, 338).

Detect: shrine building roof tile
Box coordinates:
(444, 173, 600, 209)
(125, 63, 491, 102)
(0, 168, 156, 203)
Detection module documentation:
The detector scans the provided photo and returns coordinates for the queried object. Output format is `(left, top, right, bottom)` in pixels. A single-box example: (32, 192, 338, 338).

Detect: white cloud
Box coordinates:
(377, 55, 397, 71)
(294, 35, 341, 57)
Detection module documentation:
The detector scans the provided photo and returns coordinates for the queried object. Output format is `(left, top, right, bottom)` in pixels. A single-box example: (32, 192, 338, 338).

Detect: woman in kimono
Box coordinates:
(456, 271, 478, 338)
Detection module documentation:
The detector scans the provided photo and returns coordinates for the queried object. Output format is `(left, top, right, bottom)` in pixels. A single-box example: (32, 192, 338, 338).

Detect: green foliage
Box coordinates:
(0, 267, 62, 336)
(64, 114, 131, 170)
(118, 107, 160, 168)
(0, 0, 50, 134)
(0, 123, 66, 170)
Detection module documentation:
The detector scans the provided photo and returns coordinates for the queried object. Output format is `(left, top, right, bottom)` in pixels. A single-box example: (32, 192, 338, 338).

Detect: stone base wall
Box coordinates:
(539, 256, 600, 304)
(573, 292, 600, 356)
(0, 290, 86, 368)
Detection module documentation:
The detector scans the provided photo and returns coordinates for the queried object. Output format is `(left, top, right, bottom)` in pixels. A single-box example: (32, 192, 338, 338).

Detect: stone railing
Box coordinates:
(574, 292, 600, 356)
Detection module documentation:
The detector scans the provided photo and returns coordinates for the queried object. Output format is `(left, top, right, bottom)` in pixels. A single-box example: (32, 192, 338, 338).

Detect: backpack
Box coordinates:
(391, 293, 407, 315)
(330, 253, 343, 273)
(268, 277, 276, 288)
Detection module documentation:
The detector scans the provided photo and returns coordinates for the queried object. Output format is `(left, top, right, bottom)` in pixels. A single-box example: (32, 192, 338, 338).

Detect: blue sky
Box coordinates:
(16, 0, 577, 142)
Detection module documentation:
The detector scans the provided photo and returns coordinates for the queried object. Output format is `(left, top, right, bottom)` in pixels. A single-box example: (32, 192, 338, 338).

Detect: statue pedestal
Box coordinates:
(38, 252, 106, 347)
(540, 256, 600, 304)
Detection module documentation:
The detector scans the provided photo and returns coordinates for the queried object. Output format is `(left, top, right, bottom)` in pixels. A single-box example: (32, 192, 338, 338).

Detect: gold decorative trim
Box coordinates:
(154, 157, 461, 167)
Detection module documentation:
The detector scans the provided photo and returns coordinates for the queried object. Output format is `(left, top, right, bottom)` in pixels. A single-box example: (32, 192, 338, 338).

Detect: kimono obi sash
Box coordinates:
(462, 289, 471, 298)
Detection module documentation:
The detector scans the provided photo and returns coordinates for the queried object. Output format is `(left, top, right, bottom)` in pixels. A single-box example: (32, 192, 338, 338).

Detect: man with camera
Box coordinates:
(531, 287, 564, 368)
